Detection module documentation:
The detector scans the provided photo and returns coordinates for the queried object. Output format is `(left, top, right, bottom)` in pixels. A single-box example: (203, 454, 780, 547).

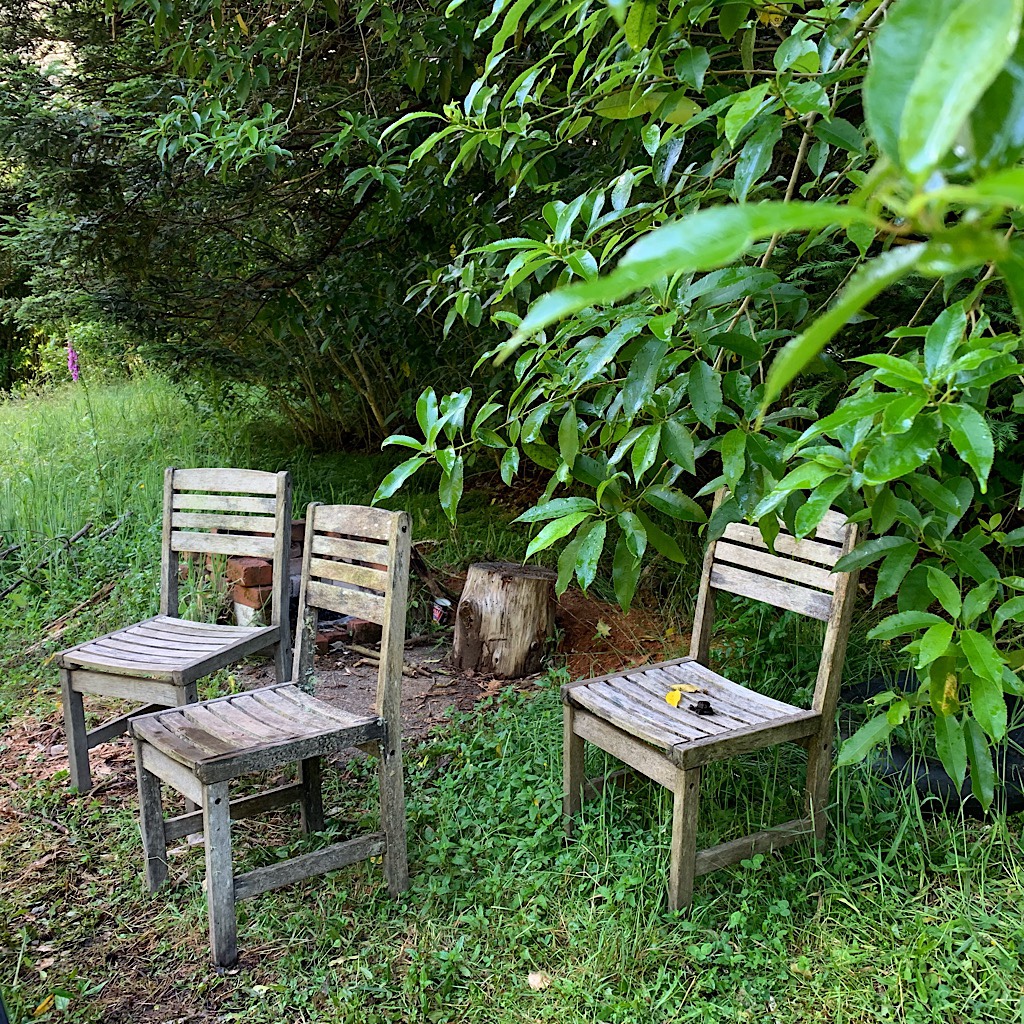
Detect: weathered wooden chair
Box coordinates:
(562, 500, 859, 910)
(128, 503, 411, 967)
(58, 467, 293, 791)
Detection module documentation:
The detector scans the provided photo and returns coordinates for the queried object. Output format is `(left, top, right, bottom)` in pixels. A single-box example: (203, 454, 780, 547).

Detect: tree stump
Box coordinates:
(453, 562, 557, 678)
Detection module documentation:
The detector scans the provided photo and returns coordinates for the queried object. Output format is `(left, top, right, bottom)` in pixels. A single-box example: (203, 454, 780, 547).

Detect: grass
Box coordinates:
(2, 379, 1023, 1022)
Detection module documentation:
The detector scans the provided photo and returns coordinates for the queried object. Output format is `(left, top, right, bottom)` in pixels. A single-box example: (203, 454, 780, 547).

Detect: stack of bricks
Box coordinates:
(227, 520, 306, 624)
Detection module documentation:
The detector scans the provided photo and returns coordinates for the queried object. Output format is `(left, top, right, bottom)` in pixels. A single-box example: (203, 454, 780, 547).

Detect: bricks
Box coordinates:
(315, 617, 383, 653)
(231, 583, 273, 610)
(226, 556, 273, 588)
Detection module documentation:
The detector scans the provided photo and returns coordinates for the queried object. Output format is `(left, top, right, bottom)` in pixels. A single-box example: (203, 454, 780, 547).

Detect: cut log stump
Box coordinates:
(452, 562, 556, 678)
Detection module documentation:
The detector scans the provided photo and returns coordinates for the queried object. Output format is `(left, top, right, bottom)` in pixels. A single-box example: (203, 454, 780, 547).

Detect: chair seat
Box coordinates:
(566, 657, 820, 769)
(129, 683, 383, 784)
(58, 615, 280, 684)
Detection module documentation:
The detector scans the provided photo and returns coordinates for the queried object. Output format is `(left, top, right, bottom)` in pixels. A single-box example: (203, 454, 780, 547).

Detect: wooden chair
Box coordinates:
(58, 467, 293, 791)
(562, 500, 859, 910)
(127, 503, 411, 967)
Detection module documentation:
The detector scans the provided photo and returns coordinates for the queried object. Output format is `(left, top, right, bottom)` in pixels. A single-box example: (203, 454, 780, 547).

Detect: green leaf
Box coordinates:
(515, 497, 598, 523)
(862, 413, 940, 485)
(732, 119, 782, 202)
(525, 511, 594, 559)
(971, 671, 1008, 741)
(373, 456, 428, 503)
(864, 0, 1022, 178)
(631, 424, 661, 482)
(939, 404, 994, 491)
(763, 245, 926, 409)
(837, 714, 894, 766)
(687, 361, 723, 429)
(962, 580, 998, 626)
(662, 418, 696, 474)
(874, 543, 920, 606)
(814, 117, 865, 154)
(558, 407, 579, 468)
(636, 510, 688, 563)
(675, 46, 710, 90)
(556, 530, 586, 596)
(575, 519, 607, 590)
(617, 510, 647, 560)
(512, 203, 875, 343)
(994, 595, 1024, 634)
(881, 394, 928, 436)
(623, 338, 667, 417)
(438, 456, 464, 524)
(643, 485, 707, 522)
(624, 0, 658, 51)
(917, 622, 954, 668)
(964, 716, 996, 811)
(794, 474, 848, 538)
(934, 714, 967, 790)
(500, 446, 520, 485)
(720, 429, 746, 491)
(724, 83, 769, 146)
(613, 533, 643, 611)
(960, 629, 1004, 683)
(836, 536, 917, 573)
(924, 303, 967, 376)
(868, 610, 946, 641)
(926, 567, 962, 617)
(718, 1, 749, 41)
(944, 540, 1000, 583)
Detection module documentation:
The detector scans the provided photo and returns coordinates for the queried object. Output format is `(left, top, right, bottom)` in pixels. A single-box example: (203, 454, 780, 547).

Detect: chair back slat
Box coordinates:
(293, 503, 412, 720)
(160, 467, 292, 630)
(720, 523, 841, 567)
(172, 467, 279, 494)
(709, 562, 832, 621)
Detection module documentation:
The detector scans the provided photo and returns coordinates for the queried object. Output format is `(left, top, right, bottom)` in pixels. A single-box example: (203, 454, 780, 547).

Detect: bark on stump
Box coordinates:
(453, 562, 556, 678)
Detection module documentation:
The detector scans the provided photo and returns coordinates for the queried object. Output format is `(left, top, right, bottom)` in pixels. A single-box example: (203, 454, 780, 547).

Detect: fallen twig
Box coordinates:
(96, 510, 133, 540)
(0, 521, 93, 601)
(23, 581, 117, 656)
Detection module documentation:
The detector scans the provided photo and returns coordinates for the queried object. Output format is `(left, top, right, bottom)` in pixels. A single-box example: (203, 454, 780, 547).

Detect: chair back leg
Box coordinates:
(805, 723, 835, 842)
(378, 743, 409, 897)
(202, 781, 238, 967)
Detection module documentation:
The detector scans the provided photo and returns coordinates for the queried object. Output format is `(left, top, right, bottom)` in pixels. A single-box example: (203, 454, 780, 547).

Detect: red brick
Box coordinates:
(231, 582, 273, 610)
(226, 556, 274, 588)
(346, 618, 382, 644)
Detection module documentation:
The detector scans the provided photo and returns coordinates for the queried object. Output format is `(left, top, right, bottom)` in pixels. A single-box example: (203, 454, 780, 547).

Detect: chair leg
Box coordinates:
(202, 781, 238, 967)
(805, 726, 834, 843)
(61, 669, 92, 792)
(298, 756, 325, 834)
(378, 741, 409, 897)
(134, 739, 168, 891)
(668, 767, 701, 912)
(563, 704, 585, 836)
(273, 637, 291, 683)
(175, 683, 200, 816)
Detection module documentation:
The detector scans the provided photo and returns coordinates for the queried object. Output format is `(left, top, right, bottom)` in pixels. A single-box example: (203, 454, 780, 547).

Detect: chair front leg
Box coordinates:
(61, 668, 92, 792)
(134, 739, 168, 891)
(805, 724, 835, 843)
(378, 737, 409, 897)
(668, 767, 701, 912)
(202, 781, 238, 967)
(298, 756, 325, 833)
(563, 704, 585, 836)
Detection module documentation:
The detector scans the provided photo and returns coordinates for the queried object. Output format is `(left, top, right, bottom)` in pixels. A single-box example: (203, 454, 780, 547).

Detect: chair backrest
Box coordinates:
(689, 492, 859, 717)
(293, 503, 411, 720)
(160, 467, 293, 627)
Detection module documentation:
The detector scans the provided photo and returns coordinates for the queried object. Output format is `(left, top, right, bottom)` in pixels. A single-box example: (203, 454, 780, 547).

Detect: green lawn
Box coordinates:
(1, 380, 1022, 1023)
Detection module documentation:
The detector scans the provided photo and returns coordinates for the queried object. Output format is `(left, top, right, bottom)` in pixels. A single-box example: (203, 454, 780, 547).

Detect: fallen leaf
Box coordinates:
(527, 971, 553, 991)
(595, 620, 612, 638)
(33, 993, 54, 1017)
(665, 690, 682, 707)
(670, 683, 702, 693)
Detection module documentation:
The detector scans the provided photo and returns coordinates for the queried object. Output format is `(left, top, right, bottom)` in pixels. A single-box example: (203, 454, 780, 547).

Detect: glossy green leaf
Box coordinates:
(687, 360, 723, 429)
(940, 404, 994, 491)
(500, 445, 520, 485)
(662, 418, 696, 474)
(868, 610, 946, 641)
(631, 423, 661, 481)
(623, 338, 667, 417)
(515, 496, 598, 522)
(612, 533, 642, 611)
(836, 535, 917, 573)
(944, 540, 1000, 583)
(926, 567, 962, 617)
(643, 485, 707, 522)
(837, 713, 894, 766)
(794, 474, 848, 538)
(558, 406, 579, 468)
(525, 510, 593, 559)
(438, 456, 464, 524)
(935, 714, 967, 790)
(994, 595, 1024, 634)
(924, 303, 967, 376)
(971, 670, 1008, 741)
(373, 456, 428, 503)
(964, 716, 996, 810)
(862, 413, 940, 485)
(636, 510, 688, 563)
(575, 518, 607, 590)
(720, 429, 746, 491)
(874, 543, 920, 606)
(617, 510, 647, 560)
(763, 245, 925, 410)
(962, 579, 998, 626)
(961, 629, 1004, 683)
(918, 622, 954, 668)
(624, 0, 658, 51)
